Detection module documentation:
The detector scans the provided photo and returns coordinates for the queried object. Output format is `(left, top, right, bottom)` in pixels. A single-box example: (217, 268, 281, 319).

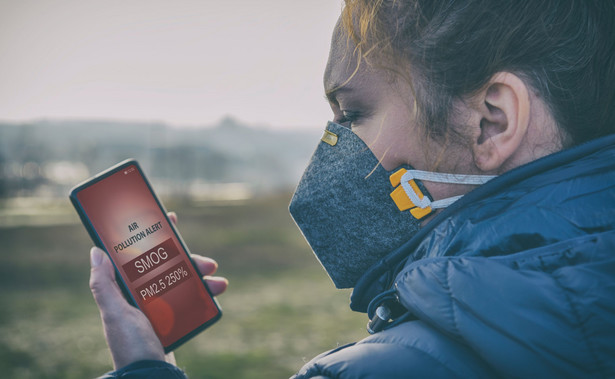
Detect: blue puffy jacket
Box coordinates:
(101, 134, 615, 378)
(294, 134, 615, 378)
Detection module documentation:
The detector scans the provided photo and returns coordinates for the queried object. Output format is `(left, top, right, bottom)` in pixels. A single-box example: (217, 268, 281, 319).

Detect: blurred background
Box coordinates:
(0, 1, 368, 377)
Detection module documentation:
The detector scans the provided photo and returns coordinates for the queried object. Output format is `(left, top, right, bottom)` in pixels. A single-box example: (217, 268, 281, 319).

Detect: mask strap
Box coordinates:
(402, 170, 497, 186)
(390, 169, 497, 219)
(429, 195, 464, 209)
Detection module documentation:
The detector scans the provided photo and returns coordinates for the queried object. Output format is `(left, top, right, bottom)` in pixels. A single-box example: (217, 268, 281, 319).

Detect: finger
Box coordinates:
(204, 276, 228, 296)
(191, 254, 219, 276)
(89, 247, 131, 318)
(167, 212, 178, 225)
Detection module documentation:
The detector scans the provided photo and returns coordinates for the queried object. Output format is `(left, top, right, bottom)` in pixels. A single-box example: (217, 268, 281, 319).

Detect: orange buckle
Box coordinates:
(389, 168, 433, 220)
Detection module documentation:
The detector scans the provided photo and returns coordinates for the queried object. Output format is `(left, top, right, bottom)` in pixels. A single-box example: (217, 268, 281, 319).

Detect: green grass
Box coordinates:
(0, 193, 367, 378)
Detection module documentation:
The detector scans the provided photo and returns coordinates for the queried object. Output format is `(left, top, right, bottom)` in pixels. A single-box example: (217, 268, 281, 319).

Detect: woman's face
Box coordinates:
(324, 23, 480, 204)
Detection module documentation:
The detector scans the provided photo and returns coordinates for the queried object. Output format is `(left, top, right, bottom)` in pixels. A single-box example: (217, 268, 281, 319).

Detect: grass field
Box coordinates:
(0, 193, 367, 378)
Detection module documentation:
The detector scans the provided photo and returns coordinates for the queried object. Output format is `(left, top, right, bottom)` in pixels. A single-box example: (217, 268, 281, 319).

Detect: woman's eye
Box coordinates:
(340, 110, 360, 127)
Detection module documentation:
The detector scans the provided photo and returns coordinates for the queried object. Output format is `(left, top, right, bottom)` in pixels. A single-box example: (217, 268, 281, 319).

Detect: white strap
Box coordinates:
(400, 177, 431, 208)
(399, 170, 496, 209)
(404, 170, 497, 185)
(430, 195, 463, 209)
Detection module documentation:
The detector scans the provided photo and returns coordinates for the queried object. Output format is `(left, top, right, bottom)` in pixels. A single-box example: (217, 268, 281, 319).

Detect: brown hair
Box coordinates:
(341, 0, 615, 147)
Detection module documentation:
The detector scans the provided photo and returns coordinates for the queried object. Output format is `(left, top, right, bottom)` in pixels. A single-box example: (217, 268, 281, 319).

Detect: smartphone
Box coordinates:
(70, 159, 221, 352)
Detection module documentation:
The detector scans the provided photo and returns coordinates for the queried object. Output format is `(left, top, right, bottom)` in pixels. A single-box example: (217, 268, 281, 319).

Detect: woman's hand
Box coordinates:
(88, 212, 228, 370)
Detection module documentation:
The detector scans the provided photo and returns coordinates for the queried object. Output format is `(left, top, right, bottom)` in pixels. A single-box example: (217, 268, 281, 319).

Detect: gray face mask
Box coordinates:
(289, 122, 496, 288)
(289, 122, 425, 288)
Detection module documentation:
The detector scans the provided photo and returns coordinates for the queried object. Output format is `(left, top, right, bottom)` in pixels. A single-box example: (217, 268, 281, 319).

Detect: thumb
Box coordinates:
(89, 247, 130, 316)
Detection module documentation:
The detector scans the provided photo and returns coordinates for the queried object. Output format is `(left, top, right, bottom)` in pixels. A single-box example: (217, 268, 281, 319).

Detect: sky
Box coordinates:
(0, 0, 342, 129)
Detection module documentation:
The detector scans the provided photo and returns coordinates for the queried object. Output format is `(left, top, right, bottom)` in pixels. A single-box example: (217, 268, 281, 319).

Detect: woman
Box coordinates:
(92, 1, 615, 377)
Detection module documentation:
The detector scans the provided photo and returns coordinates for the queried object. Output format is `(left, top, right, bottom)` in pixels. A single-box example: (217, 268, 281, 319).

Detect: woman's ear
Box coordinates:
(471, 72, 531, 172)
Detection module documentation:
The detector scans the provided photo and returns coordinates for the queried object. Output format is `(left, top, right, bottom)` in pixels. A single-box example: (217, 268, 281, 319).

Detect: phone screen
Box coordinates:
(71, 161, 220, 351)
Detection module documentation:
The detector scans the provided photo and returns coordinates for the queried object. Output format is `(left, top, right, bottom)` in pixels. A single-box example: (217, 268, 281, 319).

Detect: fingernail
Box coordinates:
(90, 247, 103, 267)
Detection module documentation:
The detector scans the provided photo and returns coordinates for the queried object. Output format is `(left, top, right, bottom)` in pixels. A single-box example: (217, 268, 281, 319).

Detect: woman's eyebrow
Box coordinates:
(325, 89, 338, 104)
(325, 85, 353, 104)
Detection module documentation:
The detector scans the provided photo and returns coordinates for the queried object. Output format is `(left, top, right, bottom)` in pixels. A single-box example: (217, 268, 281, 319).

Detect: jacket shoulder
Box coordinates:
(292, 320, 495, 379)
(395, 231, 615, 378)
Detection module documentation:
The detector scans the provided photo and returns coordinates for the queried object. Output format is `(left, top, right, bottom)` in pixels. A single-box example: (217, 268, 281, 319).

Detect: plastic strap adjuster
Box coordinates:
(389, 168, 433, 220)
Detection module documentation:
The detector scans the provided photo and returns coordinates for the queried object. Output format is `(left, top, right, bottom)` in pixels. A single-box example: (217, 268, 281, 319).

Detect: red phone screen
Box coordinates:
(74, 163, 220, 350)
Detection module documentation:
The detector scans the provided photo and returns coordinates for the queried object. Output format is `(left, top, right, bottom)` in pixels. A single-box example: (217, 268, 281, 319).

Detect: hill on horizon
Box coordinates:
(0, 117, 323, 199)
